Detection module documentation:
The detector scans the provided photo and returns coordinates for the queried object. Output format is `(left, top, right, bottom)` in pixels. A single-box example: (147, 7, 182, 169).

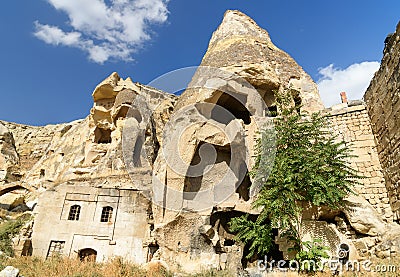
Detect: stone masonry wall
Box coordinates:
(327, 103, 393, 221)
(364, 22, 400, 220)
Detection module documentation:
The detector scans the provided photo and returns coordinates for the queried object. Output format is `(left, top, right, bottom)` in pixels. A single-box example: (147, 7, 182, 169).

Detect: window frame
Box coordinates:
(68, 204, 81, 221)
(47, 240, 65, 258)
(100, 206, 113, 223)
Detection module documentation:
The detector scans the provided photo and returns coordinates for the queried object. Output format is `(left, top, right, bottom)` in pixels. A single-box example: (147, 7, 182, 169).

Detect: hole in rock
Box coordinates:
(147, 243, 159, 262)
(94, 127, 112, 144)
(236, 169, 251, 201)
(183, 144, 231, 200)
(211, 92, 251, 124)
(253, 83, 279, 117)
(40, 169, 45, 178)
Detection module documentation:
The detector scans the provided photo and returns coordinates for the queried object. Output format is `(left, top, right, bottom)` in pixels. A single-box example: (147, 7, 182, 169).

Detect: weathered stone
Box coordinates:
(0, 266, 19, 277)
(2, 9, 400, 276)
(364, 21, 400, 219)
(342, 195, 387, 236)
(0, 192, 24, 211)
(175, 10, 324, 115)
(0, 122, 19, 183)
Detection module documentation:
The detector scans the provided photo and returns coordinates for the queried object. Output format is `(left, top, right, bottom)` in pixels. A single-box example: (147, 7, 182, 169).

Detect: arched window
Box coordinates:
(68, 205, 81, 221)
(100, 206, 113, 222)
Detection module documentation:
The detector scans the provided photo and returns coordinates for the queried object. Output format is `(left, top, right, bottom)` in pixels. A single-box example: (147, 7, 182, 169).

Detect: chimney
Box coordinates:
(340, 92, 348, 104)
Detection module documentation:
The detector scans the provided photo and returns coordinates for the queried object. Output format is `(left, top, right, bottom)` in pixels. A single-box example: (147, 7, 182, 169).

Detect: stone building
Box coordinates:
(32, 184, 155, 263)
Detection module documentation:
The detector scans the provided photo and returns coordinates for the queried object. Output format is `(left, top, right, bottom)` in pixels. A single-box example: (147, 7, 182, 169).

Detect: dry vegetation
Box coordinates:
(0, 256, 234, 277)
(0, 255, 399, 276)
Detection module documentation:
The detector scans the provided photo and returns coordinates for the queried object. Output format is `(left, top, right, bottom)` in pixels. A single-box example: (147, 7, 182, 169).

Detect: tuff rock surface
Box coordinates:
(0, 122, 19, 183)
(0, 9, 398, 275)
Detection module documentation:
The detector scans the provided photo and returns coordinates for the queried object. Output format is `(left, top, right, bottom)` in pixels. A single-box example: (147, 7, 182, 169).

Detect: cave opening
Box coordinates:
(94, 127, 112, 144)
(235, 168, 251, 201)
(147, 243, 159, 262)
(184, 143, 231, 201)
(211, 92, 251, 124)
(210, 211, 284, 268)
(253, 83, 279, 117)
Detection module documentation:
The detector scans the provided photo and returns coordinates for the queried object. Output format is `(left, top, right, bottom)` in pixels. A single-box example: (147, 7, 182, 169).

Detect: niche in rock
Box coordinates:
(291, 89, 302, 114)
(253, 83, 279, 117)
(210, 92, 251, 125)
(183, 143, 231, 201)
(94, 127, 112, 144)
(235, 165, 251, 201)
(212, 211, 283, 268)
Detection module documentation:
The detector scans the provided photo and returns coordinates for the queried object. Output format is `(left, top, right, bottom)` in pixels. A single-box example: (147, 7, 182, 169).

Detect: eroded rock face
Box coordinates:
(0, 122, 19, 183)
(3, 9, 399, 274)
(20, 72, 175, 190)
(175, 10, 324, 114)
(152, 10, 325, 272)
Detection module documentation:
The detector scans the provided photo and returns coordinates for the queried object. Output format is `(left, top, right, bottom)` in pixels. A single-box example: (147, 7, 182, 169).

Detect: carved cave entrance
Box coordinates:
(94, 127, 112, 144)
(146, 243, 159, 262)
(211, 211, 283, 268)
(78, 248, 97, 262)
(183, 143, 251, 201)
(252, 83, 279, 117)
(205, 91, 251, 125)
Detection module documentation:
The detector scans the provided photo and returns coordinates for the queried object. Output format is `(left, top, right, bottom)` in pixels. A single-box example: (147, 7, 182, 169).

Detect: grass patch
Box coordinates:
(0, 256, 237, 277)
(0, 256, 171, 277)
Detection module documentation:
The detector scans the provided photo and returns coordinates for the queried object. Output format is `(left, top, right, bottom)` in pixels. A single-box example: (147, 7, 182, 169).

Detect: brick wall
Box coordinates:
(327, 103, 393, 220)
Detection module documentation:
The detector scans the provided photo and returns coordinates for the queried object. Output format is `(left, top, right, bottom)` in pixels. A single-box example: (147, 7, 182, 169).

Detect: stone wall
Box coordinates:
(364, 22, 400, 219)
(32, 184, 154, 263)
(327, 103, 393, 220)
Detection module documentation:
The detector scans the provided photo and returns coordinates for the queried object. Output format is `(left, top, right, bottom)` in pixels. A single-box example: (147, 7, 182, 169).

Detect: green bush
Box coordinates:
(230, 91, 361, 262)
(293, 239, 329, 272)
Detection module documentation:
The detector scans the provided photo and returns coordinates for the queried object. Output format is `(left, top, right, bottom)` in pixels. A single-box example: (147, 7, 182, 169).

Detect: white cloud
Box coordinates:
(317, 61, 380, 107)
(34, 0, 170, 63)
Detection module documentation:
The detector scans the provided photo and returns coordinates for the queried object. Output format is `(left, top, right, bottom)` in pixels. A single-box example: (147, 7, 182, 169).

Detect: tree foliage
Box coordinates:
(230, 92, 361, 259)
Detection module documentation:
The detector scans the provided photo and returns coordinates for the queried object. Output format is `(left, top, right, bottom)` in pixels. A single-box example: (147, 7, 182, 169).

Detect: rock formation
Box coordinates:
(0, 9, 399, 275)
(175, 10, 324, 114)
(0, 122, 19, 184)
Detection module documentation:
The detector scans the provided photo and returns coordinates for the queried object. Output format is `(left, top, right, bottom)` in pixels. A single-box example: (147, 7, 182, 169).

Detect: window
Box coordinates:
(68, 205, 81, 221)
(100, 206, 113, 222)
(47, 241, 65, 258)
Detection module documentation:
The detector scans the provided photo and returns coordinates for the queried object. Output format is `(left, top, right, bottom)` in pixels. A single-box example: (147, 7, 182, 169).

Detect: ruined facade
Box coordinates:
(33, 184, 154, 263)
(0, 9, 399, 274)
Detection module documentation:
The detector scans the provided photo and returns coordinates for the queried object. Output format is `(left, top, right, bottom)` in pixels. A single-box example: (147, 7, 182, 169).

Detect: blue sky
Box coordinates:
(0, 0, 399, 125)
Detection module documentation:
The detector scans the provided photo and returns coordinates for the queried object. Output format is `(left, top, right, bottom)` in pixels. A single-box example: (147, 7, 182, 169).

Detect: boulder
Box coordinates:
(342, 194, 387, 236)
(0, 193, 25, 211)
(0, 266, 19, 277)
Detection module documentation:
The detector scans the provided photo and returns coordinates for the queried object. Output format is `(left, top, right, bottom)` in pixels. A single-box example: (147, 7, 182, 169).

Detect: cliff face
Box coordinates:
(364, 22, 400, 220)
(176, 10, 324, 114)
(1, 9, 399, 275)
(0, 122, 19, 183)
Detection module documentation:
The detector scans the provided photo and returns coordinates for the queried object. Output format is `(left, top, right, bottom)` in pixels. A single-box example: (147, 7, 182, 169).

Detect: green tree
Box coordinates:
(230, 92, 360, 260)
